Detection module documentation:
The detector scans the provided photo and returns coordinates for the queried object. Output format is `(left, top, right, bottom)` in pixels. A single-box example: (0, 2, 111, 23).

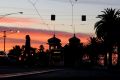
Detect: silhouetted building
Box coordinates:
(64, 34, 83, 67)
(48, 34, 63, 66)
(48, 34, 61, 50)
(20, 35, 35, 65)
(69, 34, 81, 46)
(25, 35, 31, 54)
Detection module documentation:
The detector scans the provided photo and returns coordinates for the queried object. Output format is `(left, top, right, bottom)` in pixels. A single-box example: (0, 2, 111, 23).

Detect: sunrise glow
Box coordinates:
(0, 27, 91, 52)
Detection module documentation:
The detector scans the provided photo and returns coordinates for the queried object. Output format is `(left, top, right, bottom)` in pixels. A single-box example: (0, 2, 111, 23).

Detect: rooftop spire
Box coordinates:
(53, 34, 55, 37)
(74, 33, 76, 37)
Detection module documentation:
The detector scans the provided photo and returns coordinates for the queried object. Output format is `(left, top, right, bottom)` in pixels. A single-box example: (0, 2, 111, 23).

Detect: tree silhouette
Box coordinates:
(8, 45, 22, 65)
(39, 45, 45, 52)
(85, 37, 107, 66)
(85, 37, 98, 66)
(37, 45, 49, 67)
(94, 8, 120, 67)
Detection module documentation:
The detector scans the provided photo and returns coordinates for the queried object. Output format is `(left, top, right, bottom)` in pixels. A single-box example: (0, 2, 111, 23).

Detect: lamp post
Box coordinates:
(0, 12, 23, 53)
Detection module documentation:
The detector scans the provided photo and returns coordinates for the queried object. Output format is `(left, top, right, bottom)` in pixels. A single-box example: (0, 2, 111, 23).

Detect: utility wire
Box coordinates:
(28, 0, 45, 22)
(27, 0, 50, 29)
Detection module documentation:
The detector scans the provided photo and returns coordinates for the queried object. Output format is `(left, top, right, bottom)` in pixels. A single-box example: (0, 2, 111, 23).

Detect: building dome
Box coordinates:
(48, 35, 61, 44)
(69, 34, 80, 44)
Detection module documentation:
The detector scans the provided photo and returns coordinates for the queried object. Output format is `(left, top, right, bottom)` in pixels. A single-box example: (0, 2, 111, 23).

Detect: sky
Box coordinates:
(0, 0, 120, 52)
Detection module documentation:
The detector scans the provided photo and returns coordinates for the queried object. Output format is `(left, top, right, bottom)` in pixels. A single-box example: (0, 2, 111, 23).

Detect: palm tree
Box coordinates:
(94, 8, 120, 67)
(85, 37, 100, 66)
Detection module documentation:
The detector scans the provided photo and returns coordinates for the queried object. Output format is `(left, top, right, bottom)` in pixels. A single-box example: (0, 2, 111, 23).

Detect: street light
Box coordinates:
(0, 12, 23, 20)
(0, 12, 23, 53)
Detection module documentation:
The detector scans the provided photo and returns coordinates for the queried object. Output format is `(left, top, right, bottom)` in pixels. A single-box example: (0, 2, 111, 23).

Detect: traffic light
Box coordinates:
(82, 15, 86, 21)
(51, 15, 55, 21)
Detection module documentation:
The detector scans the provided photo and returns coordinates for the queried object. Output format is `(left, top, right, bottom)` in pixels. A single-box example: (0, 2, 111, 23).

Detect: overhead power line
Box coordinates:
(27, 0, 50, 29)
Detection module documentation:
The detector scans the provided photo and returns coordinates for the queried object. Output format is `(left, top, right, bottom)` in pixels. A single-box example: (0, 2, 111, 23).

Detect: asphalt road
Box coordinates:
(1, 67, 120, 80)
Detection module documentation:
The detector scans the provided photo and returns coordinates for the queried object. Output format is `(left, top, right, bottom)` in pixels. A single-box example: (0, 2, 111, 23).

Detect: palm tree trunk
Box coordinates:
(104, 53, 107, 66)
(107, 43, 113, 68)
(108, 46, 113, 68)
(109, 52, 112, 68)
(117, 45, 120, 67)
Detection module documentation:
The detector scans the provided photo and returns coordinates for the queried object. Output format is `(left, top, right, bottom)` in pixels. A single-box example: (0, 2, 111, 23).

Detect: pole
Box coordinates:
(72, 4, 75, 34)
(54, 23, 55, 35)
(51, 14, 56, 36)
(3, 31, 6, 52)
(69, 0, 77, 35)
(0, 12, 23, 53)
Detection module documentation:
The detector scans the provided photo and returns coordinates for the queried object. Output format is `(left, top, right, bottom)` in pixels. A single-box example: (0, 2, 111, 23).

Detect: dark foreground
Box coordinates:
(0, 66, 120, 80)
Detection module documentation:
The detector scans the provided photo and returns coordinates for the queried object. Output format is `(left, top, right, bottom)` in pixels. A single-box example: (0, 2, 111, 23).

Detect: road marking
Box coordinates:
(0, 69, 63, 78)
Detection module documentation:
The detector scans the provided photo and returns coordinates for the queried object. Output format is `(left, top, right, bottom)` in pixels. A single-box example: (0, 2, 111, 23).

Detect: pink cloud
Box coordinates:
(0, 17, 40, 25)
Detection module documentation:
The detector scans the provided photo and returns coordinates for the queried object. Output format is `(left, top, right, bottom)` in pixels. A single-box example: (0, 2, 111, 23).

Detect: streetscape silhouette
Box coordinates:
(0, 8, 120, 70)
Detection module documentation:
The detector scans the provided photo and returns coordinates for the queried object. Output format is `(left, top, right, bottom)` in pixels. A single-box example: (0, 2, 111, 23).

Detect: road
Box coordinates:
(0, 66, 120, 80)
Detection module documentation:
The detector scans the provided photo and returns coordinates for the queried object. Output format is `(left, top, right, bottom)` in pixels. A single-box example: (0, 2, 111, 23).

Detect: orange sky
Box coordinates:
(0, 26, 94, 53)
